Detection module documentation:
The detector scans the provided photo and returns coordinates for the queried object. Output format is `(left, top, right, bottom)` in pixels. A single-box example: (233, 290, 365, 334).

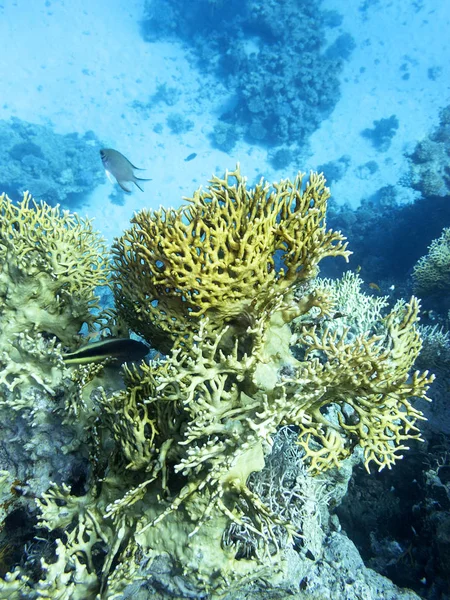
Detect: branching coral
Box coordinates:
(315, 270, 389, 337)
(103, 171, 432, 580)
(103, 296, 431, 542)
(0, 170, 434, 598)
(223, 426, 329, 560)
(295, 297, 432, 472)
(0, 191, 110, 501)
(0, 191, 109, 402)
(112, 166, 350, 352)
(0, 191, 108, 344)
(412, 227, 450, 296)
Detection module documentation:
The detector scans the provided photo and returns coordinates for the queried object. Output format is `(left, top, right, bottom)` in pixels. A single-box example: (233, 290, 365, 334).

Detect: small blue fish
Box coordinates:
(184, 152, 197, 162)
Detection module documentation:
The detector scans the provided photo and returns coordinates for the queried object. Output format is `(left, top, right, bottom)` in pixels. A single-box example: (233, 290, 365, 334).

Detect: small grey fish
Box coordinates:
(100, 148, 151, 193)
(63, 337, 149, 365)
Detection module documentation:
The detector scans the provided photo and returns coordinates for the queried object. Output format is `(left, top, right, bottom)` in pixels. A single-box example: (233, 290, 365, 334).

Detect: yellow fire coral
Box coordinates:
(104, 169, 433, 560)
(0, 191, 108, 399)
(296, 297, 431, 472)
(0, 171, 435, 598)
(0, 192, 108, 344)
(112, 166, 350, 351)
(103, 298, 432, 539)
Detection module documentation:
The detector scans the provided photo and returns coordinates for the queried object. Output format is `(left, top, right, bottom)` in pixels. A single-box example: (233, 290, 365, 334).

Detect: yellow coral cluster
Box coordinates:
(0, 172, 435, 597)
(0, 192, 108, 344)
(296, 297, 431, 472)
(0, 191, 108, 403)
(112, 166, 350, 352)
(102, 297, 432, 546)
(104, 169, 433, 562)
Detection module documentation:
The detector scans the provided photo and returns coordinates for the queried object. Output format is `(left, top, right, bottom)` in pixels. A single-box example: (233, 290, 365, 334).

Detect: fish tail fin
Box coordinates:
(134, 177, 152, 192)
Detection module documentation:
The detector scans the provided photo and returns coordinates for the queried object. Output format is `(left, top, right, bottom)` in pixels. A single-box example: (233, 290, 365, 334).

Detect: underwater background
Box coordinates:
(1, 0, 450, 599)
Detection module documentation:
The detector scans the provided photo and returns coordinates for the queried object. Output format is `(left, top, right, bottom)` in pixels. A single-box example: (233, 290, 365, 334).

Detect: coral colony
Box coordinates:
(0, 169, 433, 597)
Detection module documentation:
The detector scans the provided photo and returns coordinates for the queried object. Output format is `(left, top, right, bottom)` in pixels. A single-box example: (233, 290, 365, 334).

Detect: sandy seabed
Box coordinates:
(0, 0, 449, 242)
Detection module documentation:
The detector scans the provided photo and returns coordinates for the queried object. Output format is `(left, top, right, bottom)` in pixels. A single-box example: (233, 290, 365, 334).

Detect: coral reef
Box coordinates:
(415, 325, 450, 436)
(408, 104, 450, 197)
(317, 270, 389, 337)
(210, 121, 239, 153)
(361, 115, 399, 152)
(412, 227, 450, 297)
(0, 170, 434, 599)
(142, 0, 350, 149)
(326, 180, 450, 286)
(0, 191, 108, 349)
(0, 191, 109, 495)
(337, 433, 450, 598)
(112, 167, 350, 352)
(326, 105, 450, 288)
(166, 113, 194, 135)
(0, 118, 104, 207)
(316, 155, 351, 184)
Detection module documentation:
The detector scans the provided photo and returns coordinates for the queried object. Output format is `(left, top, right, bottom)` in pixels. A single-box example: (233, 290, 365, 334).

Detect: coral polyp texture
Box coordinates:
(112, 166, 350, 352)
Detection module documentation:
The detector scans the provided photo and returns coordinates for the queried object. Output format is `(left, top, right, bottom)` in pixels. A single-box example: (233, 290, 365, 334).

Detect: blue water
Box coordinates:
(0, 1, 450, 598)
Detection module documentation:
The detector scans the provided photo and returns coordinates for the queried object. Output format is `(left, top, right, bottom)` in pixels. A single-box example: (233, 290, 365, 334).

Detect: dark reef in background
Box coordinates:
(142, 0, 353, 154)
(295, 103, 450, 600)
(361, 115, 399, 151)
(337, 436, 450, 600)
(0, 118, 104, 208)
(327, 187, 450, 284)
(317, 155, 351, 184)
(325, 105, 450, 316)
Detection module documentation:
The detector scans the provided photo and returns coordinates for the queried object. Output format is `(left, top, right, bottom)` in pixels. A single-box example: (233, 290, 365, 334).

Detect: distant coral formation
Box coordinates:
(408, 104, 450, 196)
(142, 0, 350, 151)
(413, 227, 450, 296)
(361, 115, 399, 152)
(0, 118, 103, 207)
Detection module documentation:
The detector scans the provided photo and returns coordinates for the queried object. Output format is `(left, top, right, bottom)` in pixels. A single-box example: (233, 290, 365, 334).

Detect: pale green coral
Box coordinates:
(0, 191, 109, 409)
(412, 227, 450, 295)
(0, 539, 99, 599)
(0, 191, 108, 343)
